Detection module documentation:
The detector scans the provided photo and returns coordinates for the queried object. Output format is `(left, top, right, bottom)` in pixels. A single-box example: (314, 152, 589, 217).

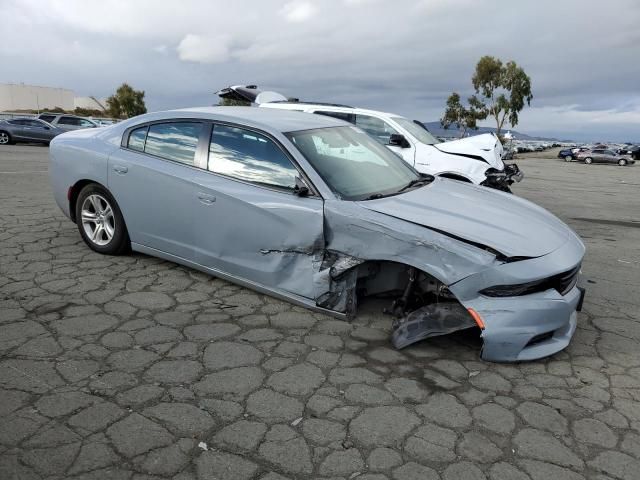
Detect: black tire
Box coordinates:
(0, 131, 12, 145)
(75, 183, 130, 255)
(618, 159, 627, 166)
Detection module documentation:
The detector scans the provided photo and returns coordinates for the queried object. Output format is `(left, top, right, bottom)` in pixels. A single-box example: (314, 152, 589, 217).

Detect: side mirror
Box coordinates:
(293, 177, 310, 197)
(389, 133, 410, 148)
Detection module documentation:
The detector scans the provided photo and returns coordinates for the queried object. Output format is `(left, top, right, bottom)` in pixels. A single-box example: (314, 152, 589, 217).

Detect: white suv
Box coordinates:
(217, 85, 523, 191)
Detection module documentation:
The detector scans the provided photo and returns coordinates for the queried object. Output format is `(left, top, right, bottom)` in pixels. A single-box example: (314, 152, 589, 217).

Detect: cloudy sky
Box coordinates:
(2, 0, 639, 141)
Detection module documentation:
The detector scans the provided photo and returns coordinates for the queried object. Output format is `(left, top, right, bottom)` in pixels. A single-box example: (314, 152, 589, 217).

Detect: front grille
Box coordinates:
(549, 265, 580, 295)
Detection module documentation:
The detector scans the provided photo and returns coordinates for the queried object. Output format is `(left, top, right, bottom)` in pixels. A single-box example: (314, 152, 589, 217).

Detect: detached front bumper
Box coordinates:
(467, 284, 583, 362)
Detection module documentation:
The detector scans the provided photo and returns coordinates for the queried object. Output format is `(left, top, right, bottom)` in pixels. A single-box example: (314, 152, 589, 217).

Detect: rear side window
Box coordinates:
(144, 122, 203, 166)
(127, 126, 148, 152)
(39, 115, 56, 123)
(314, 110, 356, 124)
(208, 125, 298, 190)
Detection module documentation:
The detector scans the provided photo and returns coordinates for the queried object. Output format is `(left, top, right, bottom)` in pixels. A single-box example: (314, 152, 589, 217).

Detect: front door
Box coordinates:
(193, 124, 324, 299)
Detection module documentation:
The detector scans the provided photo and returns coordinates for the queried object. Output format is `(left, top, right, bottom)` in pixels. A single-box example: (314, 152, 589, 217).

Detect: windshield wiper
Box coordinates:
(396, 178, 431, 193)
(364, 193, 386, 200)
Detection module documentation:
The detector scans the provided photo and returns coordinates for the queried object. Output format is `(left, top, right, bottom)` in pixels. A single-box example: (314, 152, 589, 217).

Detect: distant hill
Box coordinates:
(420, 121, 571, 142)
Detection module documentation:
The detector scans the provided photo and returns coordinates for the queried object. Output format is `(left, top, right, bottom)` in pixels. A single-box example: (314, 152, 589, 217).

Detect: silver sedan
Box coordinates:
(49, 107, 586, 362)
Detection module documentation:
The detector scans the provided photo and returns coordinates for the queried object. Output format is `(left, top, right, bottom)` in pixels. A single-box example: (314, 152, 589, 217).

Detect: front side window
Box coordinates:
(144, 122, 203, 166)
(208, 125, 298, 190)
(127, 126, 148, 152)
(288, 126, 421, 200)
(391, 117, 440, 145)
(355, 114, 399, 145)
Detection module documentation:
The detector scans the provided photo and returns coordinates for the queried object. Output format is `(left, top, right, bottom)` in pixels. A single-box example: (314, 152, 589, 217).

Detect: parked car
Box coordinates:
(217, 85, 522, 192)
(557, 148, 575, 161)
(37, 113, 99, 132)
(0, 117, 64, 145)
(576, 149, 635, 166)
(49, 106, 585, 362)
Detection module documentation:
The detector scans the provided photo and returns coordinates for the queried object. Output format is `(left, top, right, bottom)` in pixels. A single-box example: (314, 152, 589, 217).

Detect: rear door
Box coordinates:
(591, 149, 605, 163)
(193, 123, 324, 299)
(108, 120, 207, 260)
(6, 120, 30, 139)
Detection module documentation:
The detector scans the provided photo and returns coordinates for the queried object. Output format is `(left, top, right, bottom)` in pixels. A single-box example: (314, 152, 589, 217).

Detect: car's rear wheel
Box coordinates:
(618, 159, 627, 166)
(75, 184, 130, 255)
(0, 131, 12, 145)
(584, 157, 593, 164)
(564, 155, 572, 162)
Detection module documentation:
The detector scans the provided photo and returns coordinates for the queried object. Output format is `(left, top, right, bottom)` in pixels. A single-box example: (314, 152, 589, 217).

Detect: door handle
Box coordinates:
(197, 192, 216, 204)
(113, 165, 128, 174)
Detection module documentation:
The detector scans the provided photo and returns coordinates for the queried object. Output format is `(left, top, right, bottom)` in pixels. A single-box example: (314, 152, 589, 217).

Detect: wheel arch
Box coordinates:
(68, 179, 109, 223)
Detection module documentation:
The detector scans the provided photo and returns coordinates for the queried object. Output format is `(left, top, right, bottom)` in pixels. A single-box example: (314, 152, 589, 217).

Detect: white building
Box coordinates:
(0, 83, 106, 112)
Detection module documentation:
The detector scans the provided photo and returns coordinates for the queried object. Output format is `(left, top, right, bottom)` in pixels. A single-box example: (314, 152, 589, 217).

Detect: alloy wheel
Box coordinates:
(0, 132, 9, 144)
(81, 194, 115, 246)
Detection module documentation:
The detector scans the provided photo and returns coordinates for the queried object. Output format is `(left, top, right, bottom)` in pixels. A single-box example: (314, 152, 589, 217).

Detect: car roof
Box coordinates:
(261, 101, 399, 118)
(132, 106, 348, 133)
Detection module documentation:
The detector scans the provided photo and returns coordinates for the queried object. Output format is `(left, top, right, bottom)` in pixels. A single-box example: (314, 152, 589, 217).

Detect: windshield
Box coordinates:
(391, 117, 440, 145)
(287, 126, 422, 200)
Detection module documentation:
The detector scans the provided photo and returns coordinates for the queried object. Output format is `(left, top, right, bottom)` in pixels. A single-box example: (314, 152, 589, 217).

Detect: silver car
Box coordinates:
(49, 107, 586, 362)
(37, 113, 99, 132)
(577, 148, 635, 166)
(0, 117, 63, 145)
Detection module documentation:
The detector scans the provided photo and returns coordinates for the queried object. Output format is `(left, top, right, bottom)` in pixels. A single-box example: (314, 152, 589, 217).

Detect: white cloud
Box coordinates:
(177, 34, 230, 64)
(279, 1, 317, 22)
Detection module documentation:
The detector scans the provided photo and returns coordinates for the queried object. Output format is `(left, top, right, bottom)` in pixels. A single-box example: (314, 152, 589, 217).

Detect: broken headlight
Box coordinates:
(484, 167, 507, 179)
(479, 280, 544, 297)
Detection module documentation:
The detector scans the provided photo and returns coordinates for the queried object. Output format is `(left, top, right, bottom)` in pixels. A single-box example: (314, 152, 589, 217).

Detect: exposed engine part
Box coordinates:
(384, 267, 417, 318)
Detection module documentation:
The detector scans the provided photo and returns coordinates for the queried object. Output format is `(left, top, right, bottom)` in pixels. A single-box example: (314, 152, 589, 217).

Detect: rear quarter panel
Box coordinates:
(49, 129, 116, 218)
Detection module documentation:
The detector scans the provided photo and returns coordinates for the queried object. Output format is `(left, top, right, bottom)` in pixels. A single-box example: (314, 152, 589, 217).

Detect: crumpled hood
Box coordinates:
(434, 133, 504, 170)
(357, 178, 579, 258)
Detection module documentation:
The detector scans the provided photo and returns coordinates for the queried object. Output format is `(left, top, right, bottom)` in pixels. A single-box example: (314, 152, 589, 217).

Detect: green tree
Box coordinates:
(442, 56, 533, 138)
(470, 56, 533, 137)
(106, 83, 147, 119)
(440, 92, 484, 137)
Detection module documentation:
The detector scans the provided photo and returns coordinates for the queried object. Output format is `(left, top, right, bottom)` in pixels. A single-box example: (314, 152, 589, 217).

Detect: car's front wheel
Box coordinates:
(75, 184, 130, 255)
(0, 131, 12, 145)
(584, 157, 593, 164)
(618, 159, 627, 166)
(564, 155, 572, 162)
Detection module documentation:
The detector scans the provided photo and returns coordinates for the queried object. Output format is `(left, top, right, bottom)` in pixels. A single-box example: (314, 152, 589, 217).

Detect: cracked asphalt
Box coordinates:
(1, 144, 639, 480)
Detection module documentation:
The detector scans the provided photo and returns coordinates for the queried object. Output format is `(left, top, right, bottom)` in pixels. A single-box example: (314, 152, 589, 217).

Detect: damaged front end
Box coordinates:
(314, 255, 482, 350)
(481, 164, 524, 192)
